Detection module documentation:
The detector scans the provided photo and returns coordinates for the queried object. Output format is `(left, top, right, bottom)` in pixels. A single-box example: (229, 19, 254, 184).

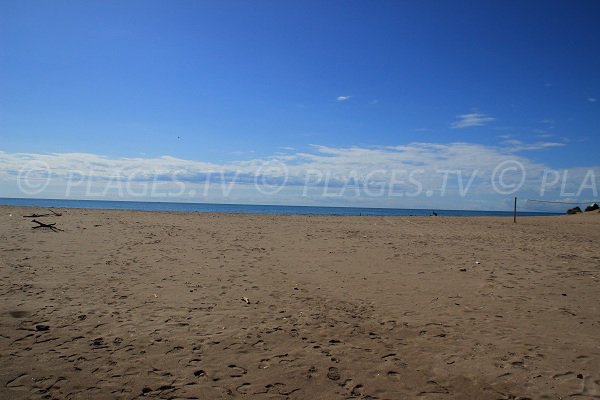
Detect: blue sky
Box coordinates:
(1, 1, 599, 209)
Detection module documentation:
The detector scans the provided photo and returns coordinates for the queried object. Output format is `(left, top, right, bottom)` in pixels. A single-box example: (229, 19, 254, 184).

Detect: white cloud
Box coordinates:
(502, 140, 565, 152)
(336, 96, 351, 101)
(589, 97, 597, 103)
(451, 113, 495, 129)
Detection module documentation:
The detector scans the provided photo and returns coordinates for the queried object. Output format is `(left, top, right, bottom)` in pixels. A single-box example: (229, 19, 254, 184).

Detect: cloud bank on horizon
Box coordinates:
(2, 140, 598, 211)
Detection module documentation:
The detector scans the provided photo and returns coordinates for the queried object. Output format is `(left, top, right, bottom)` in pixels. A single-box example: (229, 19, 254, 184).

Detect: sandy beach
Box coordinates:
(1, 205, 599, 399)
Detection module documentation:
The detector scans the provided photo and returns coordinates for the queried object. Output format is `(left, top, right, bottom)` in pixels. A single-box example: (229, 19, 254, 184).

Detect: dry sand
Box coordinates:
(1, 205, 599, 399)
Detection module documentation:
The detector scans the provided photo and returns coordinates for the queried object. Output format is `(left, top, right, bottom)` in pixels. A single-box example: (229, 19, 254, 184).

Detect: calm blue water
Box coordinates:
(0, 197, 561, 217)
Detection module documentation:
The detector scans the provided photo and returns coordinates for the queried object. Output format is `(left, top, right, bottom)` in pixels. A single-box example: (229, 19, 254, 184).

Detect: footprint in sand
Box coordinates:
(6, 373, 30, 391)
(9, 310, 30, 318)
(340, 379, 365, 397)
(235, 382, 256, 395)
(193, 369, 206, 377)
(351, 384, 364, 396)
(327, 367, 341, 381)
(228, 364, 247, 378)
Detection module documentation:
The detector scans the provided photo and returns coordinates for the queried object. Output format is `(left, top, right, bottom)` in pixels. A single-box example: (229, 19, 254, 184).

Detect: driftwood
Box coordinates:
(23, 209, 62, 218)
(31, 219, 63, 232)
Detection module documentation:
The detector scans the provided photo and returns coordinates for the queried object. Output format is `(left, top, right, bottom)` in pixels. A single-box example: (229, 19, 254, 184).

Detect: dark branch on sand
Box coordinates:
(23, 209, 63, 218)
(31, 219, 64, 232)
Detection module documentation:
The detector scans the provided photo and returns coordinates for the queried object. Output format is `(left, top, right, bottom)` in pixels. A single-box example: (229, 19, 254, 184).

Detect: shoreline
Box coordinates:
(0, 204, 580, 222)
(0, 201, 565, 218)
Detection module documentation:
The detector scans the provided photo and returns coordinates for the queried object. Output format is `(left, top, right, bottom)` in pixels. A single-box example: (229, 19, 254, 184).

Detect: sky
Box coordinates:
(1, 0, 599, 210)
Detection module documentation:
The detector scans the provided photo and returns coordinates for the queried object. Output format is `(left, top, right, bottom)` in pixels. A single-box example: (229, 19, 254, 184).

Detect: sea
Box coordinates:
(0, 198, 561, 217)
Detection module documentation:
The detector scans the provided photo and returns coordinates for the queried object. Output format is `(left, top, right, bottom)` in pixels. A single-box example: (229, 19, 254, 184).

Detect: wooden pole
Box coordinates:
(513, 196, 517, 223)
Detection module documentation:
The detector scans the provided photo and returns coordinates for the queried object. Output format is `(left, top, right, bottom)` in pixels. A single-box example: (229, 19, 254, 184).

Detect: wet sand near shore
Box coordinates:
(1, 206, 599, 399)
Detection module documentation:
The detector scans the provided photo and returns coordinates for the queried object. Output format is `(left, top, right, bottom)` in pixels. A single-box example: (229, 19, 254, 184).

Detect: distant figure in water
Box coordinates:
(432, 210, 438, 216)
